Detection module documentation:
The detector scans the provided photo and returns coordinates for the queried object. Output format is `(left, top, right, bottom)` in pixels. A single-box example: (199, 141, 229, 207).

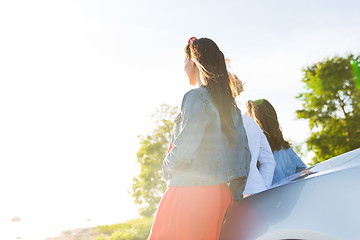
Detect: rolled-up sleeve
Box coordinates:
(162, 90, 211, 180)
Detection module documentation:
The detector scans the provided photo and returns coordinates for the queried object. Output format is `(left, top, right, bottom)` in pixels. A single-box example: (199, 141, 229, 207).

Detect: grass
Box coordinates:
(94, 216, 154, 240)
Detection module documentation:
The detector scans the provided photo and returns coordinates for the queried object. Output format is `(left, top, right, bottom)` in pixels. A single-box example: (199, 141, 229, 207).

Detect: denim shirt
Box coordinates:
(272, 147, 307, 185)
(162, 86, 251, 200)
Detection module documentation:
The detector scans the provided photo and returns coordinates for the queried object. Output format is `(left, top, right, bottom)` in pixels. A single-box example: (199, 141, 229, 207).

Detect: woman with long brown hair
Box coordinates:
(147, 37, 251, 240)
(246, 99, 307, 185)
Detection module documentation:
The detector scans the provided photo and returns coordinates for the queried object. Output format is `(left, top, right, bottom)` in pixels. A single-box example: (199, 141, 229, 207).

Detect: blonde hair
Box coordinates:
(228, 72, 244, 97)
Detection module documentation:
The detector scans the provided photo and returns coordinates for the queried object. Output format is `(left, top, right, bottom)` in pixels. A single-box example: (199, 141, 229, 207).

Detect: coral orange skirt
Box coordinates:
(148, 184, 233, 240)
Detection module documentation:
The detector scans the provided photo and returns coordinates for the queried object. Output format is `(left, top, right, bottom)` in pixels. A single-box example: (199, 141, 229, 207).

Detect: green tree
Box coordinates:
(131, 104, 179, 217)
(296, 54, 360, 165)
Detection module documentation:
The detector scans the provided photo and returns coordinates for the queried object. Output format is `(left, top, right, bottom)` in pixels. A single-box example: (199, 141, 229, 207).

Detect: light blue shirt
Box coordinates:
(272, 147, 307, 185)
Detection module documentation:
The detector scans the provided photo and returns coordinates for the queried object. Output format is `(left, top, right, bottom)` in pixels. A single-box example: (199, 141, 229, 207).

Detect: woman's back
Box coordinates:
(164, 87, 251, 188)
(272, 147, 307, 184)
(245, 99, 307, 185)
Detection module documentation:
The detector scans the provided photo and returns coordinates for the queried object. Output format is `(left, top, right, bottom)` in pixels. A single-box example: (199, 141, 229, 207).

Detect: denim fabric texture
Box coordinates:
(162, 86, 251, 200)
(272, 147, 307, 185)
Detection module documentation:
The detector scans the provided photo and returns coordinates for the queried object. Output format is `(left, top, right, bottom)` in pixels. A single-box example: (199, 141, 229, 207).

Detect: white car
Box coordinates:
(220, 148, 360, 240)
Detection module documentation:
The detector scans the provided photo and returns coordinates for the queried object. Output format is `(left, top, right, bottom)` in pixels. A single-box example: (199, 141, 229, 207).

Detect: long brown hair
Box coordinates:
(246, 99, 290, 152)
(185, 38, 238, 143)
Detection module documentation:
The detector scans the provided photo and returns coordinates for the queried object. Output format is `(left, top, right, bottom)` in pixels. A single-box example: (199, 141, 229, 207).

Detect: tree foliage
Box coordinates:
(296, 54, 360, 164)
(131, 104, 178, 217)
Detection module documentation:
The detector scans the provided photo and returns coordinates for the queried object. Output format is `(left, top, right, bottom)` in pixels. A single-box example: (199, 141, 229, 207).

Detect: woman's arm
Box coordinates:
(162, 89, 211, 180)
(258, 133, 276, 188)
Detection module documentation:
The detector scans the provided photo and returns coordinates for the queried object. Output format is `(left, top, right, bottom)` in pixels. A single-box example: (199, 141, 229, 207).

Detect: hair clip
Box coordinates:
(253, 99, 264, 106)
(188, 37, 197, 45)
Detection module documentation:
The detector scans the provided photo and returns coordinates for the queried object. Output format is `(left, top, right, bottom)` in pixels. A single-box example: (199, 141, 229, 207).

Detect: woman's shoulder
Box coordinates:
(273, 147, 288, 157)
(273, 146, 290, 152)
(282, 146, 297, 155)
(241, 114, 264, 137)
(274, 147, 300, 159)
(180, 87, 214, 115)
(182, 87, 211, 104)
(242, 114, 261, 130)
(286, 147, 302, 159)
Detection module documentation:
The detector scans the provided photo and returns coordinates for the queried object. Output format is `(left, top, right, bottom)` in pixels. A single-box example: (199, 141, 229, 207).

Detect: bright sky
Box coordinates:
(1, 0, 360, 239)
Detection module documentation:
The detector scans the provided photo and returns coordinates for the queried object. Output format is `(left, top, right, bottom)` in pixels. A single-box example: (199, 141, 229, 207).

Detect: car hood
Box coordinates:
(270, 147, 360, 188)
